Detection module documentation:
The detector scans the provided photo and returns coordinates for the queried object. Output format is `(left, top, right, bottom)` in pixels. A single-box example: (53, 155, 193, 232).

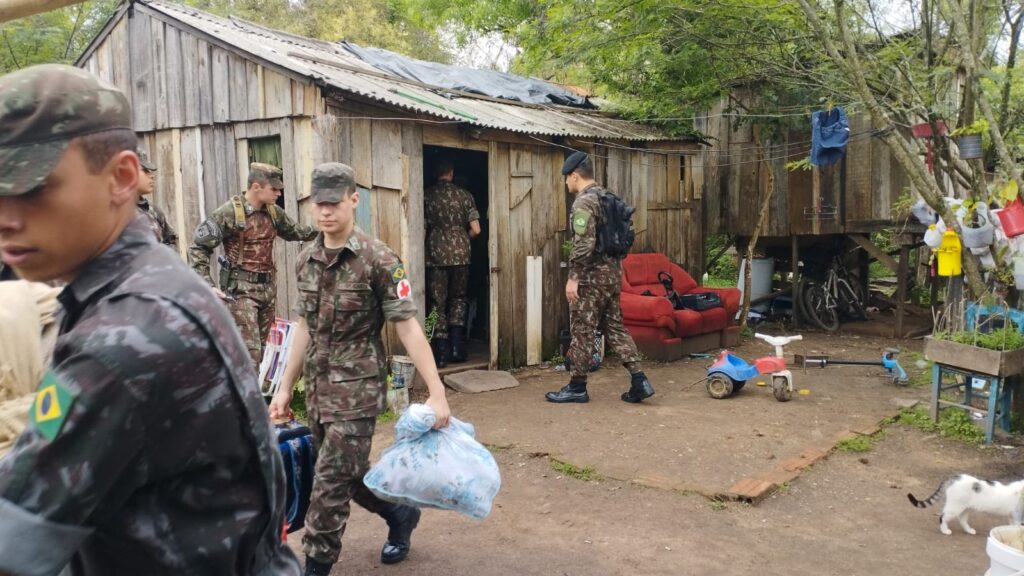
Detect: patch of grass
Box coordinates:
(710, 499, 728, 511)
(548, 353, 565, 365)
(740, 325, 754, 338)
(376, 409, 398, 423)
(704, 276, 737, 288)
(550, 459, 600, 481)
(898, 406, 985, 445)
(836, 435, 874, 453)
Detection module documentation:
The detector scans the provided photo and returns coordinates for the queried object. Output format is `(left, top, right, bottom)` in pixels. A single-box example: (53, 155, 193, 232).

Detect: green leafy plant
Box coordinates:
(935, 323, 1024, 351)
(376, 409, 398, 423)
(951, 119, 990, 137)
(898, 406, 985, 444)
(836, 435, 874, 453)
(550, 459, 600, 481)
(784, 157, 812, 171)
(289, 379, 307, 423)
(710, 499, 728, 511)
(423, 307, 439, 342)
(892, 191, 916, 218)
(548, 352, 566, 365)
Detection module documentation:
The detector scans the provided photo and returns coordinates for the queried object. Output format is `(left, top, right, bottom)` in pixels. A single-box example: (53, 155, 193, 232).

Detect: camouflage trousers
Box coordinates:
(303, 417, 390, 564)
(569, 282, 641, 379)
(427, 265, 469, 339)
(225, 277, 276, 369)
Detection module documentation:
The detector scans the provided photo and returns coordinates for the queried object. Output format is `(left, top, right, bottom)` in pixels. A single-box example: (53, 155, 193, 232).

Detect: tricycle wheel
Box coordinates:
(772, 376, 792, 402)
(706, 373, 735, 399)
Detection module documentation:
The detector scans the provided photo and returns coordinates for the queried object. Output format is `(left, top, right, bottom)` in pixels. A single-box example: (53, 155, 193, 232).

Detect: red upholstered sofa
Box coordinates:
(620, 253, 742, 361)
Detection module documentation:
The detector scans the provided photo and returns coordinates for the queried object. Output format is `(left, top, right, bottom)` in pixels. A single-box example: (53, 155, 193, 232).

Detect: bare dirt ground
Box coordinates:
(288, 332, 1024, 575)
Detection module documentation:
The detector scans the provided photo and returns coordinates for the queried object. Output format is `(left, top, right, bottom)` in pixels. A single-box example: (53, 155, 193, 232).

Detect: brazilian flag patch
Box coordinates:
(390, 263, 407, 284)
(29, 371, 74, 441)
(572, 210, 590, 235)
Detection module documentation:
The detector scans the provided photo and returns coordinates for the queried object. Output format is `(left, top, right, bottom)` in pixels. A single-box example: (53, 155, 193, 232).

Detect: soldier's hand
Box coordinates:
(269, 388, 294, 422)
(425, 393, 451, 429)
(212, 287, 228, 300)
(565, 278, 579, 304)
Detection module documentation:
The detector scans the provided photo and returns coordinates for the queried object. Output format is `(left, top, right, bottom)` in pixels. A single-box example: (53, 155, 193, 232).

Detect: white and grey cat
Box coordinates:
(908, 474, 1024, 535)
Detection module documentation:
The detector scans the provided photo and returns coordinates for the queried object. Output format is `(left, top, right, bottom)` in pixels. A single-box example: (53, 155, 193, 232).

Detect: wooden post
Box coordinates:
(791, 235, 801, 327)
(895, 244, 910, 338)
(0, 0, 84, 23)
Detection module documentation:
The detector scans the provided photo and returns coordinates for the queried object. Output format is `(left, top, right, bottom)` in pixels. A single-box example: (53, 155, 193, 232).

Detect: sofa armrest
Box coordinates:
(620, 291, 676, 330)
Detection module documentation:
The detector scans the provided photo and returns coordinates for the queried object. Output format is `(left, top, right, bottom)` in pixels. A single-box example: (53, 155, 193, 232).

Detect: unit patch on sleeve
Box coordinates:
(29, 371, 75, 441)
(390, 263, 407, 283)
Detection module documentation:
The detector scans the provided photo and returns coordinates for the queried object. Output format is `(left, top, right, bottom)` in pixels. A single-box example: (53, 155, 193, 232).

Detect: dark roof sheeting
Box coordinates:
(137, 0, 678, 141)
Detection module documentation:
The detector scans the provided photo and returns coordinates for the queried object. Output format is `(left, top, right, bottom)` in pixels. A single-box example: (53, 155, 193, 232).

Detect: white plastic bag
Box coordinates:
(364, 404, 501, 519)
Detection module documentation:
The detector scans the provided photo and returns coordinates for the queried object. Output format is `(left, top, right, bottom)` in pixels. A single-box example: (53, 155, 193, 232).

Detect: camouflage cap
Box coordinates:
(249, 162, 284, 189)
(138, 149, 157, 171)
(0, 64, 132, 197)
(310, 162, 356, 203)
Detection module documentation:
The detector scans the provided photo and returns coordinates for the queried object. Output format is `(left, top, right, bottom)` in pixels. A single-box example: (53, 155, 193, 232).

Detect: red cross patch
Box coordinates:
(397, 279, 412, 300)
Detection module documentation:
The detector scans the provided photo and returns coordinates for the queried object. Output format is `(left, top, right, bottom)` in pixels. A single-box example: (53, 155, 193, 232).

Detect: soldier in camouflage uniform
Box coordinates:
(135, 149, 179, 249)
(0, 64, 299, 576)
(545, 152, 656, 404)
(269, 162, 452, 576)
(424, 159, 480, 367)
(189, 163, 317, 369)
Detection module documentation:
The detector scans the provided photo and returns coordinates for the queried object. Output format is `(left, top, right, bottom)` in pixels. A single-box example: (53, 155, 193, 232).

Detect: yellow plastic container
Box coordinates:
(935, 229, 962, 276)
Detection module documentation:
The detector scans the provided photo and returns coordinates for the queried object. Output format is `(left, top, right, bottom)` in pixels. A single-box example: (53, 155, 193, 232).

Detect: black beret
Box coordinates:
(561, 151, 588, 176)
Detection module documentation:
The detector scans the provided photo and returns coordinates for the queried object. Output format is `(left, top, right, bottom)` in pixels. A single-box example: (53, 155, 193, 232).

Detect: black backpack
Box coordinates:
(596, 190, 636, 257)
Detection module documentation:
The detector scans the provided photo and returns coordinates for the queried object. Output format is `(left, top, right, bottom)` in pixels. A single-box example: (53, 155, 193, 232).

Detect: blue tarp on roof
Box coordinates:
(340, 41, 592, 108)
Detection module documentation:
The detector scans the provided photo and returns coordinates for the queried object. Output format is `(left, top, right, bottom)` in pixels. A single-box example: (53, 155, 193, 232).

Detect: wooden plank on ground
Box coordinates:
(526, 255, 543, 365)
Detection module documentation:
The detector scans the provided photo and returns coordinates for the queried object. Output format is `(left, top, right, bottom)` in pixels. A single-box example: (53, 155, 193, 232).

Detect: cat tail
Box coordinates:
(907, 476, 956, 508)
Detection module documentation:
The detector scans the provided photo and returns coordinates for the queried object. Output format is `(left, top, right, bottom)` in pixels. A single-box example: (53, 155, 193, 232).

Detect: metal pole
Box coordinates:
(0, 0, 86, 24)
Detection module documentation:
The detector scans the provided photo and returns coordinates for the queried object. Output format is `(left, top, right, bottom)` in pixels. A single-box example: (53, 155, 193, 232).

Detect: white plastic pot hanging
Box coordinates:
(972, 246, 997, 269)
(961, 212, 994, 249)
(910, 199, 936, 225)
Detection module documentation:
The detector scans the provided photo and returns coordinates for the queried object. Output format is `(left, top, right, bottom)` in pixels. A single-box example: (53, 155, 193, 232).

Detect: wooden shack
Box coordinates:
(76, 0, 703, 369)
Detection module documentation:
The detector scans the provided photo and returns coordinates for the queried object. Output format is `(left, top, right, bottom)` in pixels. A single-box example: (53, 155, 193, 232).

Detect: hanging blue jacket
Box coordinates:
(811, 107, 850, 166)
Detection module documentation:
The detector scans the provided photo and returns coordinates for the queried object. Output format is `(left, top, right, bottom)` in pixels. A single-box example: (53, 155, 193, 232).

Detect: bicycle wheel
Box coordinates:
(797, 278, 819, 323)
(804, 283, 840, 331)
(838, 280, 867, 320)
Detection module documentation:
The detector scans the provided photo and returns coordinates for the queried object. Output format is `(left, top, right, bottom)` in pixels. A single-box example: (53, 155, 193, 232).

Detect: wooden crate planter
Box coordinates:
(924, 336, 1024, 377)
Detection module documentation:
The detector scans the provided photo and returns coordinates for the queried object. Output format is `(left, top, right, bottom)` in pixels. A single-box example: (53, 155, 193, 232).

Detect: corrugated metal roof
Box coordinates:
(139, 0, 679, 141)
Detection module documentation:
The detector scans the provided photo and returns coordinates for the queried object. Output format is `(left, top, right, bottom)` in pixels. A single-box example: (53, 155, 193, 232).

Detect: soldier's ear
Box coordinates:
(350, 188, 359, 207)
(108, 150, 140, 207)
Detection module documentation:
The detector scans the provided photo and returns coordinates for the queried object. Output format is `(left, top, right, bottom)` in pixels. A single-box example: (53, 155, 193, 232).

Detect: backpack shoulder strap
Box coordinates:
(230, 196, 246, 230)
(266, 203, 283, 228)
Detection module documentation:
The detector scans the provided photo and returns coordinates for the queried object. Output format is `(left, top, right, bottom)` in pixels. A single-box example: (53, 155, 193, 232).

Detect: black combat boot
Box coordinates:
(621, 372, 655, 403)
(449, 325, 467, 363)
(304, 556, 333, 576)
(545, 376, 589, 403)
(432, 338, 449, 368)
(380, 504, 421, 564)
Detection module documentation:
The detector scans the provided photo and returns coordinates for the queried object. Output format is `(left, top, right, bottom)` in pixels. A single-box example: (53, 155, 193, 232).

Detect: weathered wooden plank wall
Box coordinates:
(81, 9, 320, 133)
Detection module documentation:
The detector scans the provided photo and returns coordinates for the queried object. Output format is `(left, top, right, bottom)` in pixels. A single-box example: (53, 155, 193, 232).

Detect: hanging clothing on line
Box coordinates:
(811, 106, 850, 166)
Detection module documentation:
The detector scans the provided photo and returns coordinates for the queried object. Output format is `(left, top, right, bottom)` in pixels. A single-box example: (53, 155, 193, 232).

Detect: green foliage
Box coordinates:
(184, 0, 450, 63)
(550, 459, 600, 481)
(784, 157, 812, 172)
(423, 307, 440, 342)
(836, 435, 874, 453)
(935, 324, 1024, 351)
(710, 499, 727, 511)
(740, 325, 754, 338)
(898, 407, 985, 445)
(376, 409, 398, 423)
(289, 379, 308, 423)
(0, 0, 121, 74)
(548, 352, 565, 365)
(705, 234, 737, 286)
(951, 119, 990, 137)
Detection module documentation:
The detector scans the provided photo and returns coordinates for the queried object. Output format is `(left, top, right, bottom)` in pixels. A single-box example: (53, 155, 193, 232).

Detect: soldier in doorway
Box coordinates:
(189, 163, 318, 369)
(423, 159, 480, 367)
(545, 151, 655, 404)
(135, 149, 179, 249)
(269, 162, 451, 576)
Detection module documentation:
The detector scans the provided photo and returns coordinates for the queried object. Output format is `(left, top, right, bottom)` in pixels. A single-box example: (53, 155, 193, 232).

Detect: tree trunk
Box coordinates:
(0, 0, 84, 23)
(738, 144, 776, 328)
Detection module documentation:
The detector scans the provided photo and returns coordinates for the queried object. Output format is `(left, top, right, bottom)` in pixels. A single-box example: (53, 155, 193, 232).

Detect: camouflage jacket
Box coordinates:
(569, 184, 621, 285)
(136, 196, 179, 249)
(293, 227, 417, 423)
(424, 181, 480, 267)
(0, 216, 299, 576)
(189, 195, 317, 284)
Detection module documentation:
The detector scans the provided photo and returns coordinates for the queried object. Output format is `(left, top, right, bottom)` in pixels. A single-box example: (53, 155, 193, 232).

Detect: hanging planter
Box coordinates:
(960, 210, 994, 249)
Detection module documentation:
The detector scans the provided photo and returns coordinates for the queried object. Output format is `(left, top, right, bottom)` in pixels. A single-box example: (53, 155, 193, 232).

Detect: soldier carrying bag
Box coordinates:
(595, 190, 636, 258)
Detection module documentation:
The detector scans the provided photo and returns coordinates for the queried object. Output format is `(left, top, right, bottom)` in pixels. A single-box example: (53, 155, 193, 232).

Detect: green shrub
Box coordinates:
(898, 406, 984, 444)
(935, 324, 1024, 351)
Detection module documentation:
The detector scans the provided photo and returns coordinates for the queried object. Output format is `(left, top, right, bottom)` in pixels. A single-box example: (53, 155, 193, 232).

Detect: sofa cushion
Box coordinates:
(672, 308, 705, 337)
(622, 253, 698, 295)
(698, 306, 729, 332)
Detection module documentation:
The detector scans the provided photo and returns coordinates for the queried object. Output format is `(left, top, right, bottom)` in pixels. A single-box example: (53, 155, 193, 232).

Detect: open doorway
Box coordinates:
(248, 136, 285, 210)
(423, 145, 490, 368)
